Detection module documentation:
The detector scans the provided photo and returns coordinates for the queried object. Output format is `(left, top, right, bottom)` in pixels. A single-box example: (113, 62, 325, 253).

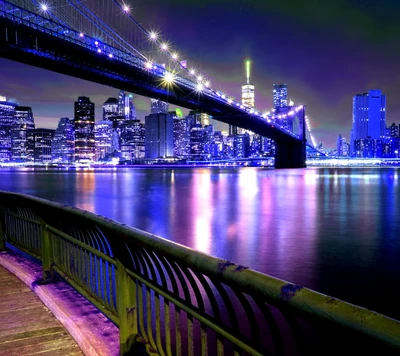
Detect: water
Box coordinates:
(1, 166, 400, 320)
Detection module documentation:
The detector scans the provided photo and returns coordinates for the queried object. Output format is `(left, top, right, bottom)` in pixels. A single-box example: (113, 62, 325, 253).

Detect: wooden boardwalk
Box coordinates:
(0, 265, 83, 356)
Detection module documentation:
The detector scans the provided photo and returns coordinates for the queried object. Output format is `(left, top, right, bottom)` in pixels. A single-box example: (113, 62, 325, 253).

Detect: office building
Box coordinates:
(11, 106, 35, 162)
(151, 99, 169, 114)
(74, 96, 95, 162)
(27, 128, 55, 163)
(351, 90, 386, 154)
(145, 113, 173, 158)
(273, 84, 288, 109)
(173, 116, 190, 158)
(94, 120, 113, 161)
(0, 99, 17, 162)
(118, 90, 136, 121)
(120, 120, 145, 161)
(52, 117, 75, 163)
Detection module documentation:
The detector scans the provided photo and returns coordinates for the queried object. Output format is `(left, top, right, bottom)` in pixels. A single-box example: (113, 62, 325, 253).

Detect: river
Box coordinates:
(1, 166, 399, 320)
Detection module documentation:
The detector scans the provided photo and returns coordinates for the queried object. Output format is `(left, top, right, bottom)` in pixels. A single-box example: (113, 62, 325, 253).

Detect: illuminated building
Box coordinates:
(120, 120, 145, 161)
(0, 100, 17, 162)
(145, 113, 173, 158)
(229, 59, 255, 136)
(74, 96, 95, 162)
(118, 90, 136, 121)
(242, 59, 255, 108)
(94, 120, 113, 161)
(173, 116, 190, 158)
(388, 123, 399, 138)
(234, 133, 250, 158)
(151, 99, 169, 114)
(11, 106, 35, 162)
(52, 118, 74, 163)
(103, 98, 120, 123)
(273, 84, 288, 108)
(27, 128, 55, 163)
(351, 90, 386, 155)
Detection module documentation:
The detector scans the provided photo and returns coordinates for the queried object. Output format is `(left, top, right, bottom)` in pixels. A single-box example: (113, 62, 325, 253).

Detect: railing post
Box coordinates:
(116, 259, 138, 355)
(41, 221, 54, 282)
(0, 210, 5, 252)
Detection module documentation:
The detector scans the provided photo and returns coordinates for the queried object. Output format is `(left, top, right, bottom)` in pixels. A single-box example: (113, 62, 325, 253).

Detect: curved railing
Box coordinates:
(0, 191, 400, 355)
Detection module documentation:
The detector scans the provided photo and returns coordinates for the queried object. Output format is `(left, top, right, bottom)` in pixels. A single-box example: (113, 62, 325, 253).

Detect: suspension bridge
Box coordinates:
(0, 0, 323, 168)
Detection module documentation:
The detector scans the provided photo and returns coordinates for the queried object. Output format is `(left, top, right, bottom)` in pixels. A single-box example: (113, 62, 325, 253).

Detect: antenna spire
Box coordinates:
(245, 59, 251, 85)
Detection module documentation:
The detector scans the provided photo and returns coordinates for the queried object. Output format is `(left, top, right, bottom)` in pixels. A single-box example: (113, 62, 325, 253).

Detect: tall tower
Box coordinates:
(351, 90, 386, 155)
(273, 84, 288, 109)
(241, 59, 255, 108)
(11, 106, 35, 162)
(74, 96, 95, 162)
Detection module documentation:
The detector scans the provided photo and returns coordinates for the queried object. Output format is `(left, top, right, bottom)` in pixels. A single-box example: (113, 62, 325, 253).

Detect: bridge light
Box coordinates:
(196, 83, 204, 92)
(221, 94, 226, 99)
(40, 3, 48, 12)
(94, 41, 99, 46)
(197, 75, 203, 82)
(189, 69, 196, 75)
(163, 72, 175, 84)
(122, 3, 130, 12)
(171, 52, 179, 60)
(79, 33, 84, 38)
(161, 43, 168, 51)
(97, 49, 102, 53)
(204, 81, 210, 87)
(250, 109, 254, 114)
(145, 61, 153, 69)
(227, 98, 233, 104)
(108, 53, 113, 58)
(149, 31, 157, 41)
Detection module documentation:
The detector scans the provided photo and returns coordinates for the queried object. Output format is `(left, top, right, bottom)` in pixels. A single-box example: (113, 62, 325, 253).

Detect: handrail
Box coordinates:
(1, 190, 400, 355)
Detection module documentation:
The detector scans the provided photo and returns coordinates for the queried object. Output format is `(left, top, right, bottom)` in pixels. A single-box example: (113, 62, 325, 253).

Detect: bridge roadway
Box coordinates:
(0, 264, 83, 355)
(0, 2, 305, 168)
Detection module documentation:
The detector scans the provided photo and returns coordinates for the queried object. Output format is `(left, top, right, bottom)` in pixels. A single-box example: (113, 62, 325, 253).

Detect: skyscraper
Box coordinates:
(151, 99, 169, 114)
(273, 84, 288, 109)
(242, 59, 255, 108)
(74, 96, 95, 162)
(145, 113, 173, 158)
(11, 106, 35, 162)
(118, 90, 136, 121)
(52, 117, 75, 163)
(120, 120, 145, 161)
(351, 90, 386, 154)
(27, 128, 55, 163)
(103, 98, 119, 123)
(0, 98, 17, 162)
(94, 120, 113, 161)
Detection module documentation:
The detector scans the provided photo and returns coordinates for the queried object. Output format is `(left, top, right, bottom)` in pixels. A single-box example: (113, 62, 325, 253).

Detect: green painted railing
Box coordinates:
(1, 191, 400, 355)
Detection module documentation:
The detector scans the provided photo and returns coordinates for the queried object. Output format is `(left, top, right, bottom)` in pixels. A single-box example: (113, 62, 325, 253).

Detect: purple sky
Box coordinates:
(1, 0, 400, 148)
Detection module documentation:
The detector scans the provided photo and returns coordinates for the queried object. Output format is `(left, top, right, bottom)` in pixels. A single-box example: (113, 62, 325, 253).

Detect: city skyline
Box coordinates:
(1, 0, 400, 148)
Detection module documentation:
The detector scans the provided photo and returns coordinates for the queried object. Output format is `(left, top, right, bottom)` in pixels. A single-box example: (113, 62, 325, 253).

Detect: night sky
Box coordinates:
(1, 0, 400, 148)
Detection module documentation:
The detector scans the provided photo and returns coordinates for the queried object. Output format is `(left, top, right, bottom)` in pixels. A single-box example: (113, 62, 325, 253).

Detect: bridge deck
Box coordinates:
(0, 265, 83, 356)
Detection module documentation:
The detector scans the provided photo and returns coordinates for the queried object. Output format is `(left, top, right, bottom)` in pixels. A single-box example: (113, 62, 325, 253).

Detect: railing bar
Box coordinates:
(164, 300, 172, 356)
(126, 269, 263, 356)
(155, 293, 166, 356)
(175, 307, 182, 356)
(3, 211, 40, 225)
(138, 282, 148, 342)
(201, 323, 208, 356)
(146, 287, 157, 351)
(46, 225, 116, 265)
(187, 315, 194, 356)
(52, 265, 119, 324)
(217, 337, 224, 356)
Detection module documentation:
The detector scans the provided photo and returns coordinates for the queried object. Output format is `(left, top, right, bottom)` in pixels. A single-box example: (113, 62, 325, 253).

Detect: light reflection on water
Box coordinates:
(1, 166, 400, 319)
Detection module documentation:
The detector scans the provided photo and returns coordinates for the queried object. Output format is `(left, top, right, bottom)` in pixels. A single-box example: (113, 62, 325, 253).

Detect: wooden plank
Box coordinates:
(0, 266, 83, 355)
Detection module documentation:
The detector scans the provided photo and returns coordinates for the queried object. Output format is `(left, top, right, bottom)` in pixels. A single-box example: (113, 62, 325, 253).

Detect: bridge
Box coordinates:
(0, 0, 310, 168)
(1, 191, 400, 355)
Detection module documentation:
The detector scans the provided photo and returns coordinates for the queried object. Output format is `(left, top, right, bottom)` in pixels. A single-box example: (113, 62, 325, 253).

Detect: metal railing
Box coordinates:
(0, 191, 400, 355)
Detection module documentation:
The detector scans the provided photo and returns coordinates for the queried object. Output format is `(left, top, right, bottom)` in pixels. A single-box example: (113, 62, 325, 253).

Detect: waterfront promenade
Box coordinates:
(0, 264, 82, 355)
(0, 248, 119, 356)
